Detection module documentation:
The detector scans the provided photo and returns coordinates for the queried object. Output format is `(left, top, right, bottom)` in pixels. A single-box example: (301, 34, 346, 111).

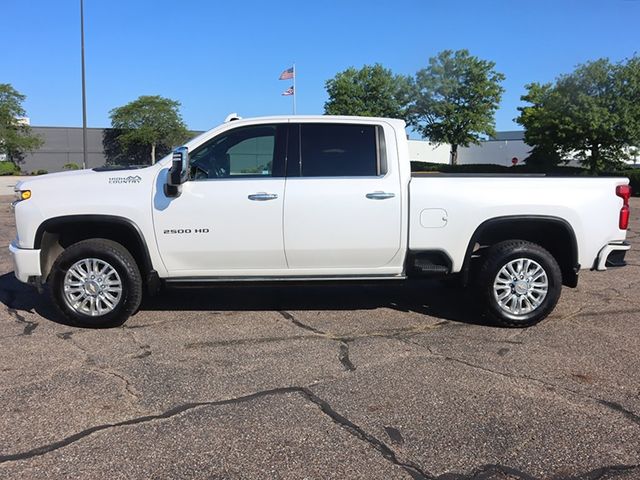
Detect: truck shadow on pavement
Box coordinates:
(0, 272, 491, 328)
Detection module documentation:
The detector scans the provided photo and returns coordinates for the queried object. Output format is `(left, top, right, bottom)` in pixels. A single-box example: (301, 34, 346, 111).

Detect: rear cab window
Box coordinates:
(287, 123, 387, 177)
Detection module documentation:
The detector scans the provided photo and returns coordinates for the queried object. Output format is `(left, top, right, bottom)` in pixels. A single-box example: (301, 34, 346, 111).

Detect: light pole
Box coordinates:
(80, 0, 88, 169)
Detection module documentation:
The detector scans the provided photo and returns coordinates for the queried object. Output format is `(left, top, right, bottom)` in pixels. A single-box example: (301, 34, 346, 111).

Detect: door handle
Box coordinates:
(366, 191, 395, 200)
(248, 192, 278, 201)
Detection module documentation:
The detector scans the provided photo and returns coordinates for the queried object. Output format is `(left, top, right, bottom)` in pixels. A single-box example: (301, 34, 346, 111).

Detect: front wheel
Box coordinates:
(477, 240, 562, 327)
(49, 239, 142, 327)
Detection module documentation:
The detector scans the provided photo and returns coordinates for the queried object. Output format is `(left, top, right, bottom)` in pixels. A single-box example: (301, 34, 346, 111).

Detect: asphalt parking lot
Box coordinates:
(0, 195, 639, 480)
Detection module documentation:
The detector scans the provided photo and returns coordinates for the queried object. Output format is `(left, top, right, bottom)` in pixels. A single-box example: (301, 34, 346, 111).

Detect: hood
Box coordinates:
(15, 164, 162, 197)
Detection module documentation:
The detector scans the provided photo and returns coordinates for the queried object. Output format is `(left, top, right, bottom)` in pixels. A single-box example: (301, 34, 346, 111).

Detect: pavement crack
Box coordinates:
(279, 311, 358, 373)
(338, 341, 356, 371)
(0, 385, 430, 479)
(568, 464, 640, 480)
(435, 463, 640, 479)
(185, 334, 314, 349)
(55, 330, 91, 357)
(278, 311, 450, 373)
(122, 326, 152, 359)
(0, 386, 302, 464)
(92, 368, 141, 403)
(441, 463, 538, 480)
(441, 354, 640, 427)
(398, 338, 640, 430)
(53, 330, 140, 403)
(298, 387, 430, 480)
(596, 400, 640, 426)
(278, 310, 327, 335)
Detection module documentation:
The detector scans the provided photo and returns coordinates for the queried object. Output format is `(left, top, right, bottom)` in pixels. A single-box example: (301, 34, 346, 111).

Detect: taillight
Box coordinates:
(616, 184, 632, 230)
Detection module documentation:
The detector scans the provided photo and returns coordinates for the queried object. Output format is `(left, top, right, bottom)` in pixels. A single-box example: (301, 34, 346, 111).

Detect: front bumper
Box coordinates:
(9, 241, 41, 283)
(594, 241, 631, 271)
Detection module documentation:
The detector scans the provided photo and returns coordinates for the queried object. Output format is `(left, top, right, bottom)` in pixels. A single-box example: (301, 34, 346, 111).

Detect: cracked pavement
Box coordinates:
(0, 196, 639, 479)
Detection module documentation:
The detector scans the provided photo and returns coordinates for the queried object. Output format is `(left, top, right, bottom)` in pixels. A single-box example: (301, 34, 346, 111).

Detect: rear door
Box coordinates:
(283, 121, 402, 271)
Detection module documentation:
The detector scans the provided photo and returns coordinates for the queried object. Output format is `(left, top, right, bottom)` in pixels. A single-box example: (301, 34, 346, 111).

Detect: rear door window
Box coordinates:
(296, 124, 381, 177)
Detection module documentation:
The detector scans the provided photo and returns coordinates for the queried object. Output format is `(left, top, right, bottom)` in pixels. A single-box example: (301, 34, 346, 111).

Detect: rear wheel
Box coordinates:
(477, 240, 562, 327)
(49, 239, 142, 327)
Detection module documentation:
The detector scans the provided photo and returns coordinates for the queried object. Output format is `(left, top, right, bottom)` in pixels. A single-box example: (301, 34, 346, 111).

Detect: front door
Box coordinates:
(153, 123, 288, 276)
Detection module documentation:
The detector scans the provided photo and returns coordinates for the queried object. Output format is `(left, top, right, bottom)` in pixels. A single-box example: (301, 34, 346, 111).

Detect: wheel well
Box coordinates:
(35, 216, 152, 281)
(464, 216, 579, 287)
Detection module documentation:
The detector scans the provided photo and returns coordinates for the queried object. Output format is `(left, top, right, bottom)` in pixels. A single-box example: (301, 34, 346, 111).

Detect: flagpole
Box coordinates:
(293, 63, 296, 115)
(80, 0, 88, 169)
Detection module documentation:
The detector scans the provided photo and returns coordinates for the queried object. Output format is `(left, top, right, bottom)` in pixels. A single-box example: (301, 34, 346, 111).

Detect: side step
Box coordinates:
(409, 251, 451, 276)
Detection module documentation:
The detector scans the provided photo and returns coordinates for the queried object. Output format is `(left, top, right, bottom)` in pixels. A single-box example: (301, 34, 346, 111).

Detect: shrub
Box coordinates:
(609, 169, 640, 196)
(31, 169, 48, 175)
(63, 162, 80, 170)
(628, 170, 640, 196)
(0, 162, 20, 176)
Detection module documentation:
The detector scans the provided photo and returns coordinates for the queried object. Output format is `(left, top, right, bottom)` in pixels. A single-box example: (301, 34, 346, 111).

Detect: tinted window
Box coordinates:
(300, 124, 378, 177)
(189, 125, 277, 180)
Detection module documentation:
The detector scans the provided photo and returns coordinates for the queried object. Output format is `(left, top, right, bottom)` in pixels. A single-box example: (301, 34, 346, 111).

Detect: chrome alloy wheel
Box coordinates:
(63, 258, 123, 316)
(493, 258, 548, 316)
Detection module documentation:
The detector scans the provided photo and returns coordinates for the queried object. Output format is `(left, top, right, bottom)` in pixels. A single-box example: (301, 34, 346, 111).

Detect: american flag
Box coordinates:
(279, 67, 294, 80)
(282, 86, 294, 96)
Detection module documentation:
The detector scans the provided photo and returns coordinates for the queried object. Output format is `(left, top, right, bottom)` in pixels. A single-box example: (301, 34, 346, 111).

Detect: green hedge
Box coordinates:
(0, 162, 20, 176)
(410, 162, 639, 195)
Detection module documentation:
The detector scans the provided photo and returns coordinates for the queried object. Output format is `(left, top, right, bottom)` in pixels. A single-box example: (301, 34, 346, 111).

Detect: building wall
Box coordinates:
(16, 126, 205, 174)
(20, 127, 108, 173)
(408, 137, 532, 166)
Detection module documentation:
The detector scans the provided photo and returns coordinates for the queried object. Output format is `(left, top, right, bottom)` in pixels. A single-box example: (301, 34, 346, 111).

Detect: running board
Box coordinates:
(166, 274, 406, 284)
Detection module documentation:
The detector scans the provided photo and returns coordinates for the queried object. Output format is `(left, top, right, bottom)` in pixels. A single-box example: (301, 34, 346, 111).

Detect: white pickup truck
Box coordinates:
(9, 115, 632, 328)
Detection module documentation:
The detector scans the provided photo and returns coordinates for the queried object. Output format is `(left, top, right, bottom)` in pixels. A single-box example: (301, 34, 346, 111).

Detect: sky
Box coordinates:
(2, 0, 639, 133)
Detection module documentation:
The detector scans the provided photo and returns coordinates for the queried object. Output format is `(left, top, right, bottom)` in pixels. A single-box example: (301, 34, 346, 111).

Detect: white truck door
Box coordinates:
(283, 122, 402, 270)
(153, 123, 288, 276)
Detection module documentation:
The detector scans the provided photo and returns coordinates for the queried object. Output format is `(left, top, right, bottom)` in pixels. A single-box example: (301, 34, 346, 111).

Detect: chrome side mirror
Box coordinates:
(165, 147, 188, 197)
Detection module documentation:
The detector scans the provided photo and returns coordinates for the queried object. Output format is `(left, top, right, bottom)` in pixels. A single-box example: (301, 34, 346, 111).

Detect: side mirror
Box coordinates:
(165, 147, 189, 197)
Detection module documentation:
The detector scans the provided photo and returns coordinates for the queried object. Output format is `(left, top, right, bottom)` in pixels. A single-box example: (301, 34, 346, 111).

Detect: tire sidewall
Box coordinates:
(483, 243, 562, 326)
(51, 243, 138, 327)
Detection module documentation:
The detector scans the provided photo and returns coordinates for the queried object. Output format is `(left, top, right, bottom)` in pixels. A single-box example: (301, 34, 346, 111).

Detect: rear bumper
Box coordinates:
(9, 241, 41, 283)
(594, 241, 630, 271)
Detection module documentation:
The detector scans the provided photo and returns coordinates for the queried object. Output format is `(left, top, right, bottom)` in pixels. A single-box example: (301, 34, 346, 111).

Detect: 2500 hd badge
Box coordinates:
(163, 228, 210, 234)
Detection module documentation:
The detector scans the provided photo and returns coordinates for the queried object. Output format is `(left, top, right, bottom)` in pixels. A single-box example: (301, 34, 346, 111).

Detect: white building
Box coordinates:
(409, 131, 639, 167)
(408, 131, 531, 166)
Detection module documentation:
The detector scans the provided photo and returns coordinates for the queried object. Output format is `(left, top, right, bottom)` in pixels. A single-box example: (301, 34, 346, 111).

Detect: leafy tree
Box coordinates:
(517, 57, 640, 173)
(410, 50, 505, 165)
(108, 95, 189, 165)
(0, 84, 42, 165)
(324, 64, 412, 121)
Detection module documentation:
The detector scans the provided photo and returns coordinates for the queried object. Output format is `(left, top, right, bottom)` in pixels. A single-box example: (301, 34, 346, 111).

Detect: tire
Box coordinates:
(477, 240, 562, 328)
(49, 238, 142, 327)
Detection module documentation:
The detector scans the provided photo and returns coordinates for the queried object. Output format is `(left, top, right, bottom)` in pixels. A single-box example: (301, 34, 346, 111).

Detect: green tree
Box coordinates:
(517, 57, 640, 173)
(108, 95, 189, 165)
(0, 84, 43, 166)
(324, 64, 412, 121)
(410, 50, 505, 165)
